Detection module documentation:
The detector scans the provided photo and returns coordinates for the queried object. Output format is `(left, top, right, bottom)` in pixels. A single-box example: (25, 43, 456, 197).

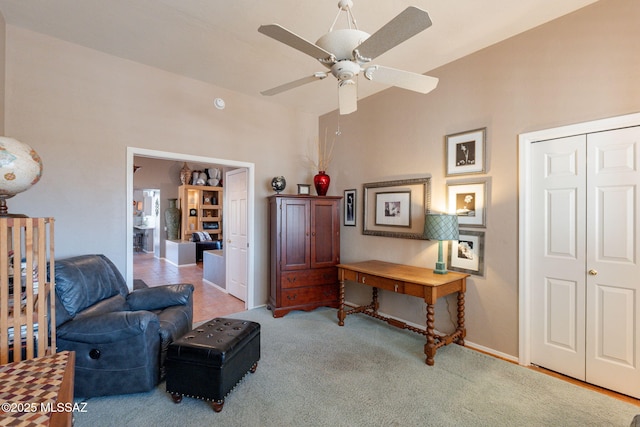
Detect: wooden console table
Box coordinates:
(337, 260, 469, 366)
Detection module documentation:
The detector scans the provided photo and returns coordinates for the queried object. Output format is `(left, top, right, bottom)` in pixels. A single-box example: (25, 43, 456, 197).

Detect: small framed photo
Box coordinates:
(297, 184, 311, 195)
(344, 189, 356, 226)
(448, 230, 485, 276)
(375, 191, 411, 227)
(189, 208, 197, 217)
(445, 128, 486, 176)
(447, 181, 486, 227)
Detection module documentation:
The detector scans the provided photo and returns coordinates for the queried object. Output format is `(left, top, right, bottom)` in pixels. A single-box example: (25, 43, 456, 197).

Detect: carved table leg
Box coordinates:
(338, 277, 345, 326)
(211, 400, 224, 413)
(456, 291, 466, 345)
(170, 393, 183, 404)
(424, 303, 436, 366)
(372, 287, 379, 313)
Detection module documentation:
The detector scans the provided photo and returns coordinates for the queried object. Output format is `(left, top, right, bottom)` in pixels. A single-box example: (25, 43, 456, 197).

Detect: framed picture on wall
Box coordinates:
(344, 189, 356, 226)
(447, 181, 486, 227)
(363, 177, 431, 240)
(445, 128, 486, 176)
(375, 191, 411, 227)
(448, 230, 485, 276)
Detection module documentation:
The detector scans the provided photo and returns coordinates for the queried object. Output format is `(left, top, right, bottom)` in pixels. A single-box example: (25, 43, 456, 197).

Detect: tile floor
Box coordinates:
(133, 252, 245, 323)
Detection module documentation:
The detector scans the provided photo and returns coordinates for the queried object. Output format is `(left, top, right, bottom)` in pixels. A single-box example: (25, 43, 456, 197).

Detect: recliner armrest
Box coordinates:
(56, 310, 159, 344)
(127, 283, 194, 312)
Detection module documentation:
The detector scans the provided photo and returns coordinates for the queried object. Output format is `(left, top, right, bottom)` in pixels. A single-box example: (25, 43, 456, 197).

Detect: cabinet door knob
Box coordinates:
(588, 269, 598, 276)
(362, 277, 366, 284)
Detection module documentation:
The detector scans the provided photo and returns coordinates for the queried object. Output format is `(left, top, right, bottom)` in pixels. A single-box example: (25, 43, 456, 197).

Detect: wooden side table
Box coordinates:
(337, 260, 469, 365)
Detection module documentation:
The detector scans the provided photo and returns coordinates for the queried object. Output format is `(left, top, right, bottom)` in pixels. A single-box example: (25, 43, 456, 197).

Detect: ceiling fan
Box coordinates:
(258, 0, 438, 115)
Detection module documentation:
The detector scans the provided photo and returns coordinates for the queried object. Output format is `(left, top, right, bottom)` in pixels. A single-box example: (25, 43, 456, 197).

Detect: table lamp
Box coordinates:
(424, 213, 459, 274)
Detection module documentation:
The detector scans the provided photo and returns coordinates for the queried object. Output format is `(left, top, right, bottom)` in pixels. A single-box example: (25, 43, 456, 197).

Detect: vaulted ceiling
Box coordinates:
(0, 0, 598, 115)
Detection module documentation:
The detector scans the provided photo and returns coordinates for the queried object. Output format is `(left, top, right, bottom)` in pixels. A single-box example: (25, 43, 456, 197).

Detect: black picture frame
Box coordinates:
(344, 189, 356, 226)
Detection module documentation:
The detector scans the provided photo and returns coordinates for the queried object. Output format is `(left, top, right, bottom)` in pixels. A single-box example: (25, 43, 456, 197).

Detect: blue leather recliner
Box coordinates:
(53, 254, 194, 398)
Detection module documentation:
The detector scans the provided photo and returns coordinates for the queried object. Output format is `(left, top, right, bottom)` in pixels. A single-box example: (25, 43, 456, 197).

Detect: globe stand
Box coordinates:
(0, 195, 28, 218)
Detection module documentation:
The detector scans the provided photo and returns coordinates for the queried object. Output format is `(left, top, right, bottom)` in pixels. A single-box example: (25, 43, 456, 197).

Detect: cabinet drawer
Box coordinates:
(281, 284, 338, 307)
(281, 268, 337, 289)
(357, 273, 404, 293)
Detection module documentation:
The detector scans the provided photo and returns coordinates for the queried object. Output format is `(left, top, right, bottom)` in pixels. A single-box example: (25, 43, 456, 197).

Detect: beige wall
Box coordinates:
(321, 0, 640, 357)
(2, 25, 319, 306)
(2, 0, 639, 357)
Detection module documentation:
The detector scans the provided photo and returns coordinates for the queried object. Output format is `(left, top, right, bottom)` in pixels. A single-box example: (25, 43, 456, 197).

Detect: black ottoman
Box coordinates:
(165, 318, 261, 412)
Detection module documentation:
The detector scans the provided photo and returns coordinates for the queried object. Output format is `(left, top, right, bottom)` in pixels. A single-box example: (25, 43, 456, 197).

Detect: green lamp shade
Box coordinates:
(424, 213, 459, 241)
(424, 213, 459, 274)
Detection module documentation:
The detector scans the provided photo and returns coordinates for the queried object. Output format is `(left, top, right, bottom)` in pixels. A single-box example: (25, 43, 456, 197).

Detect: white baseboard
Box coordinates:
(464, 341, 519, 363)
(161, 257, 196, 268)
(202, 278, 227, 293)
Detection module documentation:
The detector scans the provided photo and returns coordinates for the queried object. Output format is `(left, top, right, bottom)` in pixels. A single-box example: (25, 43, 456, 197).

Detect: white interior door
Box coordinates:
(530, 135, 587, 380)
(585, 127, 640, 398)
(225, 168, 248, 302)
(530, 126, 640, 398)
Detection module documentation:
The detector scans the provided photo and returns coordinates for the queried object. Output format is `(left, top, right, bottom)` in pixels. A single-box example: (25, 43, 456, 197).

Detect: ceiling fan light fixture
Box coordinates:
(258, 2, 436, 115)
(331, 61, 361, 81)
(316, 29, 370, 62)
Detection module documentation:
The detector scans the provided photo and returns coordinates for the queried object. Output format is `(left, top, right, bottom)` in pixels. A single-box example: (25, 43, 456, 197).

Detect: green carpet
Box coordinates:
(73, 307, 639, 426)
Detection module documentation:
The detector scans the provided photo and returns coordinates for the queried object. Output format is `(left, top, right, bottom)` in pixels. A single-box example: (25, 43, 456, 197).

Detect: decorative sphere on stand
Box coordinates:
(0, 137, 43, 217)
(271, 176, 286, 194)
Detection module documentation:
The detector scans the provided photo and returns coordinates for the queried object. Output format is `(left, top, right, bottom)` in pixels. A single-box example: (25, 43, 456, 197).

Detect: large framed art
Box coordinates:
(363, 177, 431, 240)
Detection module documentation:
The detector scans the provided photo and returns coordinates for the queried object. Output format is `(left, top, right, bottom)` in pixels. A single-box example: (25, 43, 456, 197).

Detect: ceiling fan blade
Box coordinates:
(261, 72, 328, 96)
(258, 24, 334, 62)
(364, 65, 438, 94)
(354, 7, 432, 62)
(338, 80, 357, 115)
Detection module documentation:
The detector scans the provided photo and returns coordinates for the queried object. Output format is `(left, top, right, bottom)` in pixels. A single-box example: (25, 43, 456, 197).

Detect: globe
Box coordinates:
(0, 137, 43, 216)
(271, 176, 286, 194)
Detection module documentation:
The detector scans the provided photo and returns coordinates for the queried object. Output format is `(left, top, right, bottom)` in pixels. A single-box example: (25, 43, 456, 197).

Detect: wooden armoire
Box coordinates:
(268, 195, 341, 318)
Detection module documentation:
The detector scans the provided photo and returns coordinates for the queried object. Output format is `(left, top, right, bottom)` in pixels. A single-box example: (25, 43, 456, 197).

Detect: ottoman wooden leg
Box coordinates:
(250, 362, 258, 373)
(211, 400, 224, 412)
(170, 393, 183, 404)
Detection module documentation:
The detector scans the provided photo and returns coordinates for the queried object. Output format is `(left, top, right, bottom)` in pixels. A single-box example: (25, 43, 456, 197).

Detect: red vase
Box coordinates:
(313, 171, 330, 196)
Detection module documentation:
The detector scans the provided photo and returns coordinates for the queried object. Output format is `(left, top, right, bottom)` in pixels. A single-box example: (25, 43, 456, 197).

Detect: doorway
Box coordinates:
(126, 147, 256, 310)
(133, 188, 160, 256)
(519, 112, 640, 399)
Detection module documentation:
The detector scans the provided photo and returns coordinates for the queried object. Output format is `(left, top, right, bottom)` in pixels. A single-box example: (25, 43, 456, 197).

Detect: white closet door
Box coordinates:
(531, 135, 587, 380)
(585, 126, 640, 398)
(531, 126, 640, 399)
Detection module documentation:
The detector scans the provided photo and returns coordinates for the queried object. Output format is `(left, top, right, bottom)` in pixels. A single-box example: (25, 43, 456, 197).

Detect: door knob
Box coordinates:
(588, 269, 598, 276)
